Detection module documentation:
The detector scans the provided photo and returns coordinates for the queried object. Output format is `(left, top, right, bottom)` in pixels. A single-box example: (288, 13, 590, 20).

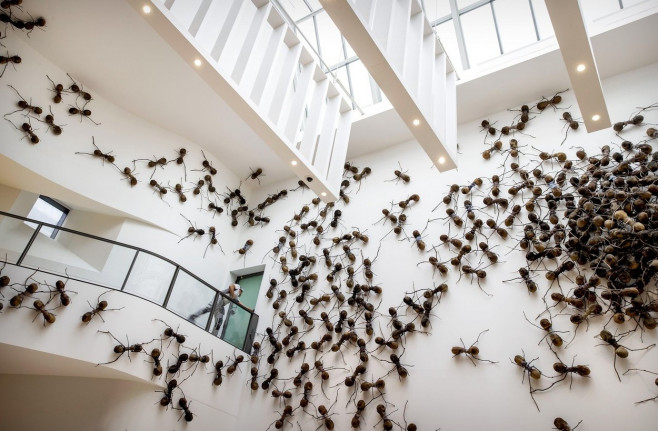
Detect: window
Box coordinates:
(24, 196, 69, 239)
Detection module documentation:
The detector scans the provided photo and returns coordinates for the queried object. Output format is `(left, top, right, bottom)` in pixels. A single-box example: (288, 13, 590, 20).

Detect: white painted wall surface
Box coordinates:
(0, 13, 658, 431)
(230, 62, 658, 431)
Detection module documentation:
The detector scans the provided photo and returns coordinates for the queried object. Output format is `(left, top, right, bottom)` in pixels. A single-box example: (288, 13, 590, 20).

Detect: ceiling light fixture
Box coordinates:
(321, 192, 327, 197)
(291, 160, 298, 166)
(193, 59, 202, 67)
(592, 114, 600, 121)
(142, 5, 151, 14)
(576, 64, 586, 72)
(438, 156, 446, 164)
(412, 119, 420, 126)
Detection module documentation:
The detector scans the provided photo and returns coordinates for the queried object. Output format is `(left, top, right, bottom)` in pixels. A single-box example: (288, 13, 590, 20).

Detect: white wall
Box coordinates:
(230, 62, 658, 431)
(0, 265, 246, 431)
(1, 11, 658, 431)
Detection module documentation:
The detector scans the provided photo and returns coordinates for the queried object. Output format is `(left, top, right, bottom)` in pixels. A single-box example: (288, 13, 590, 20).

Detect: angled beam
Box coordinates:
(545, 0, 611, 132)
(320, 0, 457, 172)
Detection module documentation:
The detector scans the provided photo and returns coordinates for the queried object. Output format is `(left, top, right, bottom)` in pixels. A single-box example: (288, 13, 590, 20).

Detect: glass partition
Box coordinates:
(222, 273, 262, 348)
(122, 252, 176, 305)
(221, 306, 252, 349)
(0, 211, 258, 351)
(20, 229, 135, 289)
(167, 269, 217, 329)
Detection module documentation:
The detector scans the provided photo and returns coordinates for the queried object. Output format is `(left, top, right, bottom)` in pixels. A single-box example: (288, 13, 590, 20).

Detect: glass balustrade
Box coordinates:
(0, 211, 257, 351)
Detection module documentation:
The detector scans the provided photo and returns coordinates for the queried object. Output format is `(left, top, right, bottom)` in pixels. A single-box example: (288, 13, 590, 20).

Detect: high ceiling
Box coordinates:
(13, 0, 658, 183)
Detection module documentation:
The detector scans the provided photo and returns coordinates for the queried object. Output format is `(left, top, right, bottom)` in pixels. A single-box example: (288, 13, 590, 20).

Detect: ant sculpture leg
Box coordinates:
(96, 331, 131, 366)
(623, 368, 658, 404)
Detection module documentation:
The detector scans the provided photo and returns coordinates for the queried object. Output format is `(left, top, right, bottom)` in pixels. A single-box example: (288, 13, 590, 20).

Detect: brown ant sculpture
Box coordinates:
(0, 52, 21, 78)
(46, 75, 64, 104)
(178, 214, 205, 243)
(451, 329, 497, 366)
(512, 351, 542, 411)
(68, 100, 100, 125)
(75, 137, 116, 166)
(6, 84, 42, 116)
(38, 107, 64, 136)
(81, 291, 123, 323)
(553, 417, 582, 431)
(597, 330, 655, 382)
(5, 117, 39, 144)
(96, 330, 154, 365)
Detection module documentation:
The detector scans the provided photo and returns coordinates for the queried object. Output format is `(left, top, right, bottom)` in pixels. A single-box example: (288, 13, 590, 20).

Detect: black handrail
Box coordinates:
(0, 210, 258, 351)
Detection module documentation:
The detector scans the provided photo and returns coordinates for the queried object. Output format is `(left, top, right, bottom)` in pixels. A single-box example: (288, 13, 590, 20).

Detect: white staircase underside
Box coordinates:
(320, 0, 458, 171)
(129, 0, 353, 201)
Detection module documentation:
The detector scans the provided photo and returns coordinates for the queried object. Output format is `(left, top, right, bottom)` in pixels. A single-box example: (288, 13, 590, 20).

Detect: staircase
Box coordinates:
(130, 0, 353, 201)
(320, 0, 458, 171)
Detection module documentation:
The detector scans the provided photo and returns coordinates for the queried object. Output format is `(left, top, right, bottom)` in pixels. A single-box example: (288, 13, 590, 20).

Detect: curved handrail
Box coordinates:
(0, 210, 258, 351)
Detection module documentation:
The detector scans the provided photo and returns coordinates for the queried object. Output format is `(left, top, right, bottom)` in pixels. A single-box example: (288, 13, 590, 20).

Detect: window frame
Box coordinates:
(25, 195, 70, 239)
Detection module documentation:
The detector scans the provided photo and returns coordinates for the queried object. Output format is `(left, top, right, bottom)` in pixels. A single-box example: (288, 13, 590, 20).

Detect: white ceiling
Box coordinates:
(14, 1, 658, 182)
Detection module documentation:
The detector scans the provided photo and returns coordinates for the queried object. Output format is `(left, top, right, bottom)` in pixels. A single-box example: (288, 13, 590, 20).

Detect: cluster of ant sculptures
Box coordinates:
(230, 93, 658, 430)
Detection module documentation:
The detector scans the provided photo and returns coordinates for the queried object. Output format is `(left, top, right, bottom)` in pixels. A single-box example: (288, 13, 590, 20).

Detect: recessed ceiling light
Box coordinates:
(576, 64, 586, 72)
(412, 119, 420, 126)
(193, 59, 202, 67)
(438, 156, 446, 164)
(142, 5, 152, 14)
(592, 114, 600, 121)
(321, 192, 327, 197)
(291, 160, 298, 166)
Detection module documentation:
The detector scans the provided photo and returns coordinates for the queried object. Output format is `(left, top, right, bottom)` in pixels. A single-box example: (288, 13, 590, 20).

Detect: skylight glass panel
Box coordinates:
(494, 0, 538, 53)
(349, 60, 376, 108)
(281, 0, 313, 21)
(424, 0, 452, 22)
(530, 0, 555, 39)
(297, 18, 319, 52)
(315, 12, 345, 66)
(435, 20, 463, 70)
(24, 196, 69, 239)
(579, 0, 621, 21)
(461, 6, 501, 66)
(457, 0, 483, 9)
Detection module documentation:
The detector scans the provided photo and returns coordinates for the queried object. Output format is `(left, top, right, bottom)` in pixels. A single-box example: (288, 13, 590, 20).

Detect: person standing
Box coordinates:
(189, 283, 252, 336)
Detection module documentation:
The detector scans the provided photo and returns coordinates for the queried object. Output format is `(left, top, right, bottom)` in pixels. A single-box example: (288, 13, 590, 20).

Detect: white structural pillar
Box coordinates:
(319, 0, 457, 172)
(128, 0, 353, 201)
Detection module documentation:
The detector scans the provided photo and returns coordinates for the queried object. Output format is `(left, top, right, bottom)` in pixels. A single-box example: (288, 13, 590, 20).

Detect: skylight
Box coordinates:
(276, 0, 631, 111)
(24, 196, 69, 239)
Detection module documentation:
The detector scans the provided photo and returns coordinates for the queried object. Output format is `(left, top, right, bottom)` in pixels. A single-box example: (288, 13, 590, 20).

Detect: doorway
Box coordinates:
(221, 272, 262, 349)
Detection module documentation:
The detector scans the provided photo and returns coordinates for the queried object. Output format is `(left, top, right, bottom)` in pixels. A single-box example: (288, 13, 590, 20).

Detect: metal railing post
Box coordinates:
(17, 223, 42, 265)
(206, 291, 220, 332)
(243, 312, 259, 352)
(162, 266, 180, 308)
(121, 250, 140, 291)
